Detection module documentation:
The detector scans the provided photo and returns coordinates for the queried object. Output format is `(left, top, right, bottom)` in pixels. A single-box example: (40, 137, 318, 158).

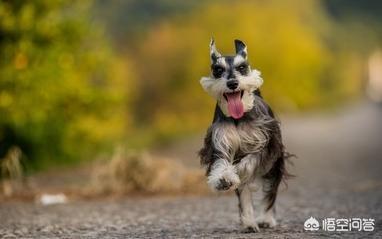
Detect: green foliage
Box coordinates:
(132, 0, 364, 139)
(0, 0, 132, 169)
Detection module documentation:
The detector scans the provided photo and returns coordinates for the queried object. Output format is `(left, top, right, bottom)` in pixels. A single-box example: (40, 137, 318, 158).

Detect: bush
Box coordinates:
(0, 0, 133, 169)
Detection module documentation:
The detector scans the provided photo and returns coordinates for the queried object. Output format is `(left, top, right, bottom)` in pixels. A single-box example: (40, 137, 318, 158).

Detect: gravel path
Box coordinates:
(1, 102, 382, 238)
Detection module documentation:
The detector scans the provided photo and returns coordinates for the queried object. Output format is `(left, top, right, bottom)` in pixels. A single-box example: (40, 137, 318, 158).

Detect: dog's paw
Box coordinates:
(207, 161, 240, 191)
(208, 172, 240, 191)
(241, 223, 260, 233)
(256, 215, 277, 228)
(215, 178, 233, 190)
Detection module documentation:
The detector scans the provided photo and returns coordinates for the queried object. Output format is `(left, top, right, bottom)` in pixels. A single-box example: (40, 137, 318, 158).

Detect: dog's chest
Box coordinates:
(212, 121, 269, 160)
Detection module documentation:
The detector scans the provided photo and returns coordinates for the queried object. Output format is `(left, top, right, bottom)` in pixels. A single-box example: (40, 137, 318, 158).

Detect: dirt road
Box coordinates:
(1, 101, 382, 238)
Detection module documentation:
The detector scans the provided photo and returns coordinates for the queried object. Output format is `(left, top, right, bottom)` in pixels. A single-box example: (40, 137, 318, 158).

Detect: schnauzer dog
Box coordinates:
(199, 39, 290, 232)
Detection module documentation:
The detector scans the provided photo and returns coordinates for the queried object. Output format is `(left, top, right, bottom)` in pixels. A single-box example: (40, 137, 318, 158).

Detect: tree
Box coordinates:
(0, 0, 133, 169)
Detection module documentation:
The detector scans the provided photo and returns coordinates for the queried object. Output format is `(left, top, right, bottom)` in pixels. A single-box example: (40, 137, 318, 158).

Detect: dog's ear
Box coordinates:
(234, 39, 247, 59)
(210, 38, 221, 63)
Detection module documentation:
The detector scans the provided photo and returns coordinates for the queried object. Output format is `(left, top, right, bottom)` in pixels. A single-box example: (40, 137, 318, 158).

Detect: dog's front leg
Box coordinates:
(207, 159, 240, 191)
(235, 185, 260, 232)
(234, 154, 260, 184)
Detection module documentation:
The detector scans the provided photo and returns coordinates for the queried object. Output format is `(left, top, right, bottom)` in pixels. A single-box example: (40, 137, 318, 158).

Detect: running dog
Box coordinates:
(199, 39, 290, 232)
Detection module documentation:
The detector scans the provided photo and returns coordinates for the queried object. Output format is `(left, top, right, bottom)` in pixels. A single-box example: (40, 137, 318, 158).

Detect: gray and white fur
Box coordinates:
(199, 39, 291, 232)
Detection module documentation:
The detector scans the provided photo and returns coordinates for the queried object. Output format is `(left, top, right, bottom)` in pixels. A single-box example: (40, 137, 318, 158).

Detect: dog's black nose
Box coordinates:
(227, 80, 239, 90)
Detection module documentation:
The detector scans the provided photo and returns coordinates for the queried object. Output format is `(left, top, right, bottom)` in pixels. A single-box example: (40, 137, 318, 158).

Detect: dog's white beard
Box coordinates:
(200, 70, 263, 117)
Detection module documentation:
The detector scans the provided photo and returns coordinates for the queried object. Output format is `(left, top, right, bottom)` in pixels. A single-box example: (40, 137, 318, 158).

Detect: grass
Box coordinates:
(0, 146, 24, 197)
(89, 147, 208, 196)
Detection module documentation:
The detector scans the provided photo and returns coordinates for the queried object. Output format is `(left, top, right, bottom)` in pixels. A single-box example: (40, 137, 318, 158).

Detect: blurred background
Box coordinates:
(1, 0, 382, 199)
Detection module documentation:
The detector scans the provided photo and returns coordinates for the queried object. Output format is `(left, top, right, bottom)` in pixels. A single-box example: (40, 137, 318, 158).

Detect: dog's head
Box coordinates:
(200, 39, 263, 119)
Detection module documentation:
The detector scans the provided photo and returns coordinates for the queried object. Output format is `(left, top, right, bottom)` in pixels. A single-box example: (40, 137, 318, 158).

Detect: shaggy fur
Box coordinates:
(198, 39, 291, 232)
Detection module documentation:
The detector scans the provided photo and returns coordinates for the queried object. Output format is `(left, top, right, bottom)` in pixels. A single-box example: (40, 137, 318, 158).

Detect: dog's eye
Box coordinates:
(236, 63, 248, 74)
(212, 65, 225, 78)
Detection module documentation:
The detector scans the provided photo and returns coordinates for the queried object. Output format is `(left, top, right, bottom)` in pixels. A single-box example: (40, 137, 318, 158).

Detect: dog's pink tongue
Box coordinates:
(226, 92, 244, 119)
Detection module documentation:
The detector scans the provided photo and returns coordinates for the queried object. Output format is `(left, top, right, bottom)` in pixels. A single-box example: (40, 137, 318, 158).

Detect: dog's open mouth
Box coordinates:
(223, 90, 244, 119)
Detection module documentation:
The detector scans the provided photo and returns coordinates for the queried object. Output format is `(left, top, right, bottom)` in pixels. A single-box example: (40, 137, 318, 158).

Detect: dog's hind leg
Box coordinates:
(252, 178, 278, 228)
(254, 153, 287, 228)
(235, 185, 260, 232)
